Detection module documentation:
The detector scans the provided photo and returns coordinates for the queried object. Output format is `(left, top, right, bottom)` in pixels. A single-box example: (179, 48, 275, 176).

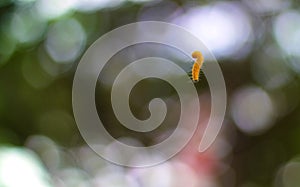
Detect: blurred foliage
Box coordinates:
(1, 0, 300, 187)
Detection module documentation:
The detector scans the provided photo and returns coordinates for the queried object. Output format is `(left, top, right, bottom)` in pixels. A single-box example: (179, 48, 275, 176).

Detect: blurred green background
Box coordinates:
(1, 0, 300, 186)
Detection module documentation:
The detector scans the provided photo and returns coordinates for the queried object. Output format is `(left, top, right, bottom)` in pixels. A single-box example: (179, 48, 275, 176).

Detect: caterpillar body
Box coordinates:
(191, 51, 204, 83)
(192, 62, 200, 82)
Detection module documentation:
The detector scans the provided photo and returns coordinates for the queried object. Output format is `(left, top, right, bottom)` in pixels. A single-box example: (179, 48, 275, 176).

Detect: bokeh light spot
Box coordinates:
(10, 8, 47, 45)
(231, 86, 275, 135)
(73, 0, 125, 12)
(275, 158, 300, 187)
(273, 10, 300, 73)
(273, 10, 300, 57)
(45, 18, 86, 64)
(282, 161, 300, 187)
(173, 2, 253, 59)
(25, 135, 61, 171)
(0, 147, 52, 187)
(242, 0, 290, 14)
(35, 0, 74, 20)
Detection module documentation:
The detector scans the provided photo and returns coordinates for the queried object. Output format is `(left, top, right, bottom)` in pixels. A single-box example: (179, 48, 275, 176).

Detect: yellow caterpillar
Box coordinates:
(191, 51, 204, 83)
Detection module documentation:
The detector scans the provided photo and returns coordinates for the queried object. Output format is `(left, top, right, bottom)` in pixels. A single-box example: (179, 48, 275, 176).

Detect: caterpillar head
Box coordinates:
(192, 51, 204, 64)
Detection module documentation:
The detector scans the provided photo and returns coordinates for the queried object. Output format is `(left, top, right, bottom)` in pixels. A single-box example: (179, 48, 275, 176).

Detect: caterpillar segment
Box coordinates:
(192, 62, 200, 82)
(191, 51, 204, 83)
